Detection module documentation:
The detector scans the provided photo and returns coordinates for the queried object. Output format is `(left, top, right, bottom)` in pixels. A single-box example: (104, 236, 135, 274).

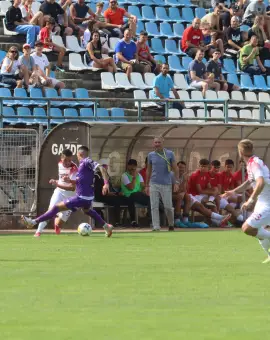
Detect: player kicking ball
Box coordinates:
(223, 139, 270, 263)
(21, 146, 113, 237)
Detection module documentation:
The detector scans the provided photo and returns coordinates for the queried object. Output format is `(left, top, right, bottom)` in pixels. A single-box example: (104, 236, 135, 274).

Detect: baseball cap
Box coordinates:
(23, 43, 31, 49)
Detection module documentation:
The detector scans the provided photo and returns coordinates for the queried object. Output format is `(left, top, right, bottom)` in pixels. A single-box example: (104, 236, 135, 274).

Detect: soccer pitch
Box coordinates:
(0, 230, 269, 340)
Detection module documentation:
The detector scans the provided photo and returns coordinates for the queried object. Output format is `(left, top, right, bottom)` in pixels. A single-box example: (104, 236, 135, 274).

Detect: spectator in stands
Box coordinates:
(201, 4, 223, 36)
(70, 0, 96, 36)
(96, 2, 105, 23)
(201, 23, 224, 58)
(59, 0, 81, 38)
(39, 17, 66, 71)
(136, 31, 161, 74)
(233, 160, 247, 188)
(0, 46, 29, 88)
(248, 15, 270, 61)
(242, 0, 270, 38)
(139, 157, 147, 183)
(206, 49, 240, 91)
(104, 0, 137, 38)
(40, 0, 73, 37)
(20, 0, 44, 28)
(121, 159, 151, 227)
(31, 40, 65, 92)
(5, 0, 40, 48)
(181, 18, 204, 58)
(85, 30, 117, 72)
(19, 43, 35, 83)
(150, 63, 184, 113)
(115, 29, 146, 80)
(239, 35, 270, 75)
(188, 49, 220, 97)
(225, 16, 245, 58)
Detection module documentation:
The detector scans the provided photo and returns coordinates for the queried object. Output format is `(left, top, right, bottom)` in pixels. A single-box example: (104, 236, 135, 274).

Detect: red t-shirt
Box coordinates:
(208, 172, 221, 188)
(139, 167, 147, 183)
(232, 170, 247, 188)
(188, 170, 210, 196)
(181, 26, 203, 52)
(219, 171, 234, 191)
(40, 27, 52, 49)
(104, 7, 126, 25)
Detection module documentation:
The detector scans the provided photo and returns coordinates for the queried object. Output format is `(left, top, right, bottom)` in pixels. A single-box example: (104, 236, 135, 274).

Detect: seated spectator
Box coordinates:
(201, 23, 224, 58)
(59, 0, 81, 38)
(181, 18, 204, 58)
(225, 16, 245, 58)
(39, 17, 66, 71)
(40, 0, 73, 37)
(104, 0, 137, 38)
(201, 4, 223, 38)
(206, 49, 239, 91)
(5, 0, 40, 48)
(239, 35, 270, 74)
(0, 46, 29, 88)
(121, 159, 151, 225)
(19, 43, 35, 83)
(31, 40, 65, 92)
(150, 63, 184, 113)
(188, 49, 220, 97)
(136, 31, 161, 74)
(248, 15, 270, 61)
(95, 2, 105, 23)
(139, 157, 147, 183)
(70, 0, 96, 36)
(20, 0, 44, 28)
(242, 0, 270, 38)
(114, 29, 146, 79)
(233, 160, 247, 188)
(85, 30, 117, 72)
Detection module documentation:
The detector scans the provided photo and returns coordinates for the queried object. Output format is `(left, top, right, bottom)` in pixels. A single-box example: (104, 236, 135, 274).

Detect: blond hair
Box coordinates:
(238, 139, 254, 157)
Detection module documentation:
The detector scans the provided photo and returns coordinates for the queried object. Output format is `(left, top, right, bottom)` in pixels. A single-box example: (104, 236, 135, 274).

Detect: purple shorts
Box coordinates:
(64, 196, 92, 212)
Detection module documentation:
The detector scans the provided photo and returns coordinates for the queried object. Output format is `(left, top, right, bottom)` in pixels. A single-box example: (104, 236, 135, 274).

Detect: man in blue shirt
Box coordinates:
(114, 28, 146, 80)
(151, 63, 184, 114)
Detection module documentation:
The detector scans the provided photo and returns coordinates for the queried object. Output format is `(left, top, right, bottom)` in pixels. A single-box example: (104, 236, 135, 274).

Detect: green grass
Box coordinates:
(0, 230, 270, 340)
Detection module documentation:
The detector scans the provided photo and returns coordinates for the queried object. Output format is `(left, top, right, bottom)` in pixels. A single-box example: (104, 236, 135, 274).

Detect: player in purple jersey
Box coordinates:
(21, 146, 113, 237)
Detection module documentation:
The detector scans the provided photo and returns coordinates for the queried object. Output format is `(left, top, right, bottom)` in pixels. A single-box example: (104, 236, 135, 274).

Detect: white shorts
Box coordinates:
(49, 188, 75, 222)
(246, 203, 270, 229)
(48, 77, 62, 88)
(189, 194, 199, 207)
(190, 81, 205, 89)
(193, 194, 208, 204)
(220, 197, 229, 209)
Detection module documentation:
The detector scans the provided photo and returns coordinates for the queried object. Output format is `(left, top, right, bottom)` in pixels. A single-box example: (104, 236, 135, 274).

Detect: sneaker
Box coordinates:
(152, 227, 160, 231)
(131, 221, 139, 228)
(220, 214, 232, 228)
(262, 256, 270, 264)
(56, 65, 65, 72)
(175, 220, 187, 228)
(54, 225, 61, 234)
(168, 226, 175, 231)
(205, 201, 216, 208)
(34, 232, 41, 237)
(184, 221, 209, 228)
(104, 223, 113, 238)
(21, 215, 36, 229)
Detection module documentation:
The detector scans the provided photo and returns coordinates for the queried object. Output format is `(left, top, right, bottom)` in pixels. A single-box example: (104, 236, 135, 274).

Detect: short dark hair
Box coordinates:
(140, 30, 148, 36)
(162, 63, 169, 67)
(127, 159, 137, 166)
(46, 17, 55, 25)
(177, 161, 186, 166)
(78, 145, 89, 153)
(225, 159, 234, 166)
(211, 160, 221, 167)
(214, 49, 221, 54)
(61, 149, 73, 157)
(199, 158, 210, 166)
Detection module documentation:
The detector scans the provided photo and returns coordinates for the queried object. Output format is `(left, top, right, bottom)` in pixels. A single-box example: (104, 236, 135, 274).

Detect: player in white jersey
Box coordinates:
(34, 149, 78, 237)
(223, 139, 270, 263)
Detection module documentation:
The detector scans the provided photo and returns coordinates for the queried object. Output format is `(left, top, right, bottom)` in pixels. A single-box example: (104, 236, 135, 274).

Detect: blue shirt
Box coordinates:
(148, 149, 175, 185)
(188, 59, 206, 81)
(114, 39, 137, 63)
(150, 73, 174, 99)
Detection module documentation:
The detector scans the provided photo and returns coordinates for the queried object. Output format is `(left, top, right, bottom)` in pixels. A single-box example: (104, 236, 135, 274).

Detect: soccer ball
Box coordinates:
(77, 223, 92, 236)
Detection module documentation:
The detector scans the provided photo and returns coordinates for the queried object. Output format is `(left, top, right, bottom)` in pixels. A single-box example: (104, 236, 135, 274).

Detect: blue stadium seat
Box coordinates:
(169, 7, 182, 22)
(3, 106, 17, 124)
(173, 23, 184, 38)
(182, 8, 194, 22)
(227, 73, 240, 87)
(165, 39, 181, 55)
(155, 7, 171, 21)
(111, 108, 127, 122)
(33, 107, 47, 125)
(223, 58, 236, 74)
(165, 0, 180, 6)
(128, 6, 142, 20)
(160, 23, 174, 38)
(153, 0, 165, 5)
(240, 74, 256, 90)
(179, 0, 195, 7)
(168, 55, 185, 72)
(151, 38, 165, 54)
(178, 42, 187, 55)
(64, 108, 79, 121)
(142, 6, 156, 21)
(182, 56, 193, 71)
(80, 108, 94, 121)
(49, 108, 63, 124)
(14, 88, 29, 106)
(267, 76, 270, 88)
(136, 21, 145, 35)
(0, 50, 6, 64)
(45, 88, 61, 107)
(61, 89, 79, 107)
(75, 88, 94, 107)
(265, 60, 270, 68)
(154, 54, 166, 64)
(30, 88, 46, 106)
(195, 7, 206, 18)
(97, 108, 110, 120)
(254, 75, 268, 91)
(0, 87, 13, 105)
(145, 22, 161, 37)
(17, 107, 33, 125)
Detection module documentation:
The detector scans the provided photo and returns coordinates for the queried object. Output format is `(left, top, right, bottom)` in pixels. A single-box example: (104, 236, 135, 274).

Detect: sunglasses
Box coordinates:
(9, 50, 17, 53)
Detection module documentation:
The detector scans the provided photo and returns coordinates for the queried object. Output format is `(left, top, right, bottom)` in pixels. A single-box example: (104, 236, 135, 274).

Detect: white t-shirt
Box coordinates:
(247, 156, 270, 204)
(31, 52, 50, 73)
(83, 29, 91, 48)
(56, 161, 78, 195)
(20, 5, 29, 19)
(0, 58, 21, 75)
(121, 173, 144, 185)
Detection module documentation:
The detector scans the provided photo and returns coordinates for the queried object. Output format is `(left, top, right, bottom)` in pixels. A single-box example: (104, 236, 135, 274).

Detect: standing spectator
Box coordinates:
(242, 0, 270, 38)
(145, 136, 180, 232)
(188, 49, 220, 97)
(39, 17, 66, 71)
(5, 0, 40, 48)
(104, 0, 137, 38)
(20, 0, 44, 28)
(150, 63, 184, 113)
(70, 0, 96, 35)
(114, 29, 146, 79)
(206, 49, 240, 91)
(31, 41, 65, 92)
(248, 15, 270, 61)
(181, 18, 204, 58)
(85, 30, 117, 72)
(136, 31, 161, 74)
(225, 16, 245, 58)
(40, 0, 73, 36)
(239, 35, 270, 74)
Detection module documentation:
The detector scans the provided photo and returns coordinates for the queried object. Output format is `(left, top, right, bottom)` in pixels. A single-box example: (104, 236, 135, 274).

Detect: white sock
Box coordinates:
(237, 214, 244, 222)
(209, 196, 215, 202)
(211, 212, 223, 221)
(257, 228, 270, 240)
(259, 239, 270, 255)
(36, 221, 48, 233)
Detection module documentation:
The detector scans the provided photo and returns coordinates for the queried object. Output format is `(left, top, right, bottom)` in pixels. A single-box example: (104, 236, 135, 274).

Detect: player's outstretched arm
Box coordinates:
(222, 179, 251, 198)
